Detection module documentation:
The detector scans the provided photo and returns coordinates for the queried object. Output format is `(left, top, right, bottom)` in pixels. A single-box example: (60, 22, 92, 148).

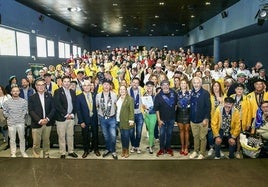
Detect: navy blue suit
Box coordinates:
(76, 92, 98, 152)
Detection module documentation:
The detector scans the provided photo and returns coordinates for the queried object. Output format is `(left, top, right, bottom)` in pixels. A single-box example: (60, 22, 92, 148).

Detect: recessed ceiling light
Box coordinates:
(101, 30, 105, 33)
(182, 23, 186, 26)
(112, 3, 118, 6)
(191, 15, 195, 18)
(155, 15, 159, 18)
(126, 30, 129, 32)
(171, 34, 174, 36)
(151, 29, 154, 32)
(67, 7, 81, 12)
(205, 2, 211, 6)
(123, 24, 127, 27)
(159, 2, 165, 6)
(118, 16, 123, 19)
(106, 34, 109, 37)
(152, 23, 156, 26)
(176, 29, 179, 32)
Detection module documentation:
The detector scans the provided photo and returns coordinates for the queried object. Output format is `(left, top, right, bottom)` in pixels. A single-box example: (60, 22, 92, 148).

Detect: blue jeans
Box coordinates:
(215, 129, 236, 158)
(159, 120, 175, 150)
(154, 120, 159, 139)
(120, 128, 134, 149)
(130, 113, 144, 148)
(207, 128, 214, 148)
(99, 116, 116, 153)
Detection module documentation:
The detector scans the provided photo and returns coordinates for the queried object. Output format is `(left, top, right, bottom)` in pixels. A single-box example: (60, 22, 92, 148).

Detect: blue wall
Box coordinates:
(90, 36, 184, 50)
(0, 0, 91, 86)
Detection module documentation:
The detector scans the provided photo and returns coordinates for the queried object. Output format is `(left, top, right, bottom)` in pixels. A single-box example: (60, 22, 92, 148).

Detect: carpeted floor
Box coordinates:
(0, 157, 268, 187)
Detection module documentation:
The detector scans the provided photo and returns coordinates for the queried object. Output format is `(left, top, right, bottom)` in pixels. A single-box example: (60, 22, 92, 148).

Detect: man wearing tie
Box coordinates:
(76, 80, 100, 158)
(54, 76, 78, 159)
(28, 78, 55, 158)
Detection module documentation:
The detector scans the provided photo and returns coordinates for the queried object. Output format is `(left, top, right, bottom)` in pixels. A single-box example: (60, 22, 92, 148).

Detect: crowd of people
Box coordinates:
(0, 46, 268, 160)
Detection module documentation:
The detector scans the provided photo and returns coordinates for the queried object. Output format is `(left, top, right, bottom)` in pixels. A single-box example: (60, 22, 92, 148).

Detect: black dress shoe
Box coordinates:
(112, 153, 118, 160)
(60, 155, 66, 159)
(68, 152, 78, 158)
(94, 150, 101, 157)
(82, 151, 89, 158)
(102, 150, 111, 158)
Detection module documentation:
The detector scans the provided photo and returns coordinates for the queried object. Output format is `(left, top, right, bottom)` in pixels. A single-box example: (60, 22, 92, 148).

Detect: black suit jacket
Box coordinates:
(28, 92, 55, 128)
(54, 87, 76, 121)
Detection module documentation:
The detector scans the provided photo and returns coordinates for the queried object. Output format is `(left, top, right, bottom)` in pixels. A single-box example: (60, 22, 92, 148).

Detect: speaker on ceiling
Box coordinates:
(221, 11, 228, 18)
(39, 15, 44, 22)
(199, 25, 203, 30)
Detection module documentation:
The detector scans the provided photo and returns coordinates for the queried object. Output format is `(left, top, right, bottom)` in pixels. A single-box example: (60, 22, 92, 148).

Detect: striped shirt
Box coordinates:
(2, 97, 28, 125)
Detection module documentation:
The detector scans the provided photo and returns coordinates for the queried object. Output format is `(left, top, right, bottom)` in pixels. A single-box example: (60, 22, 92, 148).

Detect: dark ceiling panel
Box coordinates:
(16, 0, 239, 37)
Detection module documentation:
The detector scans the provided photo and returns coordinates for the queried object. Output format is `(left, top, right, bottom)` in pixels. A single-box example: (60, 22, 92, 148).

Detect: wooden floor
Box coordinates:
(0, 157, 268, 187)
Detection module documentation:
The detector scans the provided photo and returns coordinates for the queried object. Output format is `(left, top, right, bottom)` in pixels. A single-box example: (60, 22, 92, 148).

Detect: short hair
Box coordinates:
(61, 76, 71, 81)
(131, 77, 140, 83)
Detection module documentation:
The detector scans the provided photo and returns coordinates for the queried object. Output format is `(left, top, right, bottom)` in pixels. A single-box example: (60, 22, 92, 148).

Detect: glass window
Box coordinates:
(36, 36, 47, 57)
(72, 45, 77, 57)
(0, 27, 16, 56)
(78, 47, 81, 57)
(47, 40, 55, 57)
(58, 41, 65, 58)
(64, 43, 70, 58)
(16, 32, 30, 56)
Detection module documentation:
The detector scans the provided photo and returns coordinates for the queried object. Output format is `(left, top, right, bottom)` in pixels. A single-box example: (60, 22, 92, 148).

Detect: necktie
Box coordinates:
(86, 93, 93, 117)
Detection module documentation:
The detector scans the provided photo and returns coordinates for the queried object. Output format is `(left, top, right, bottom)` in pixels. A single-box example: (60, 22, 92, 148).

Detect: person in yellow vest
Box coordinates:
(247, 78, 268, 124)
(230, 83, 251, 158)
(211, 97, 241, 159)
(44, 73, 58, 96)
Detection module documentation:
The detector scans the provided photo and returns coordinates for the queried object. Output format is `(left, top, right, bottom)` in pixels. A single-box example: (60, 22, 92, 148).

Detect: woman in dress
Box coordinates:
(176, 79, 191, 155)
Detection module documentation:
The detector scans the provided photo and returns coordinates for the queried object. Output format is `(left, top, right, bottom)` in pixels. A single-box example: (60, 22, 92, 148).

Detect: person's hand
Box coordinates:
(129, 121, 134, 126)
(80, 122, 86, 128)
(158, 120, 164, 127)
(202, 119, 209, 127)
(215, 137, 222, 145)
(229, 138, 236, 146)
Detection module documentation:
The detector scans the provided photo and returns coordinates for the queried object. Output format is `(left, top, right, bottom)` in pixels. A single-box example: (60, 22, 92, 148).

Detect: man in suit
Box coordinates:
(28, 78, 55, 158)
(54, 76, 78, 159)
(76, 80, 100, 158)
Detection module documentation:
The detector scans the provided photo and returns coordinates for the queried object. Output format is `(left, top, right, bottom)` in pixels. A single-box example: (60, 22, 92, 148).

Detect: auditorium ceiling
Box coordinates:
(16, 0, 239, 37)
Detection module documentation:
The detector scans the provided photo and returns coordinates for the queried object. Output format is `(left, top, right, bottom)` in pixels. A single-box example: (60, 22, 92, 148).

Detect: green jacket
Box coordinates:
(119, 95, 135, 130)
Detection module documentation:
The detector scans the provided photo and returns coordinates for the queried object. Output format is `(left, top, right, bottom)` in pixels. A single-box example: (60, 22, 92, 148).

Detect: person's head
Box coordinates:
(160, 80, 170, 93)
(56, 76, 62, 87)
(145, 81, 154, 93)
(10, 86, 20, 98)
(120, 79, 128, 87)
(69, 80, 77, 91)
(194, 70, 203, 78)
(82, 80, 91, 93)
(44, 73, 52, 83)
(9, 76, 17, 85)
(261, 101, 268, 116)
(149, 74, 158, 85)
(236, 73, 246, 83)
(119, 85, 128, 96)
(61, 76, 71, 89)
(235, 83, 245, 96)
(77, 70, 85, 80)
(0, 85, 7, 96)
(211, 81, 223, 96)
(102, 79, 112, 92)
(192, 77, 202, 91)
(180, 79, 189, 91)
(35, 79, 46, 94)
(131, 77, 140, 90)
(254, 79, 266, 92)
(21, 78, 30, 89)
(259, 68, 266, 77)
(224, 97, 235, 112)
(39, 69, 45, 78)
(174, 77, 180, 88)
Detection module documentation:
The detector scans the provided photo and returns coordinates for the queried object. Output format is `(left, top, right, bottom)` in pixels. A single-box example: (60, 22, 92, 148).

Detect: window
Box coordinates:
(64, 43, 70, 58)
(36, 36, 47, 57)
(72, 45, 77, 57)
(58, 42, 65, 58)
(78, 47, 81, 57)
(16, 32, 30, 56)
(0, 27, 16, 55)
(47, 40, 55, 57)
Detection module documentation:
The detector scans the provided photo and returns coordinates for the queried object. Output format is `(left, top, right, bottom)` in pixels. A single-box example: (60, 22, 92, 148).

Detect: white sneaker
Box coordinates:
(220, 151, 225, 157)
(208, 148, 214, 156)
(136, 147, 141, 154)
(214, 157, 220, 160)
(130, 147, 136, 153)
(197, 154, 205, 159)
(189, 151, 198, 159)
(11, 154, 16, 158)
(21, 152, 29, 158)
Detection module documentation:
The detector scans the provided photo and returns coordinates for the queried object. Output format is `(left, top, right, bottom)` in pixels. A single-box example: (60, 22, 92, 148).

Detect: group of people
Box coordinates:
(0, 46, 268, 160)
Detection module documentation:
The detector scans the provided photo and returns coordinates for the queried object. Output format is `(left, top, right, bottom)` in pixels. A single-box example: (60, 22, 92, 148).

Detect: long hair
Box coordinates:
(211, 81, 224, 97)
(0, 85, 7, 95)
